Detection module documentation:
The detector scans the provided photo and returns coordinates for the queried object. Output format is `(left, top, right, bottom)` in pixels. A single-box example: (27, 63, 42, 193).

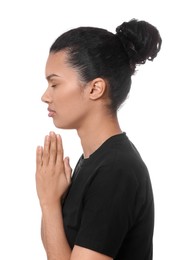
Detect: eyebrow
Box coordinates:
(46, 74, 61, 81)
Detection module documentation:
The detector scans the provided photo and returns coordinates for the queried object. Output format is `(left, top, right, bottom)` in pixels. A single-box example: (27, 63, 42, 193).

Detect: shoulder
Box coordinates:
(82, 133, 152, 203)
(96, 133, 149, 182)
(74, 133, 151, 198)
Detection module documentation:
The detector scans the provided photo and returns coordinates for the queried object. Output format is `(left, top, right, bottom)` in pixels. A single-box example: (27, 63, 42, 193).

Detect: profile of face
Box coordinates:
(42, 51, 108, 130)
(42, 51, 90, 130)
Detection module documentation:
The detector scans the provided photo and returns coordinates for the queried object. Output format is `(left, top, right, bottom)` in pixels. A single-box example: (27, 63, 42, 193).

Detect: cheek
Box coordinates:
(56, 90, 84, 111)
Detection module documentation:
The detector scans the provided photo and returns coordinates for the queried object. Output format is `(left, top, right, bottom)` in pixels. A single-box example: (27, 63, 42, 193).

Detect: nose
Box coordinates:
(41, 87, 51, 103)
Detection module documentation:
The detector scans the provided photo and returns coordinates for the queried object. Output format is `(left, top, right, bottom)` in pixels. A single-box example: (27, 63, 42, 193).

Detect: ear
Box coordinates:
(88, 78, 107, 100)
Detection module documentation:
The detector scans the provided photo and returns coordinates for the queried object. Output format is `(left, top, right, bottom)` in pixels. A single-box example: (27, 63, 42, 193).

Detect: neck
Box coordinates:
(77, 113, 122, 159)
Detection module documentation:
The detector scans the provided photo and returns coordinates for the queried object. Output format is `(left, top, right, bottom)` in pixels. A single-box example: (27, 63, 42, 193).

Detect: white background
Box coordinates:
(0, 0, 184, 259)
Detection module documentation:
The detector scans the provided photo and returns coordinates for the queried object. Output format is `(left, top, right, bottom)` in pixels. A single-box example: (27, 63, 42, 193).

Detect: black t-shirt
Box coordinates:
(62, 133, 154, 260)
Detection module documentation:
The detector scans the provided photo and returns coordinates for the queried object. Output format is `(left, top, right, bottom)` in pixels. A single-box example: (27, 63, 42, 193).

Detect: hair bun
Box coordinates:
(116, 19, 162, 71)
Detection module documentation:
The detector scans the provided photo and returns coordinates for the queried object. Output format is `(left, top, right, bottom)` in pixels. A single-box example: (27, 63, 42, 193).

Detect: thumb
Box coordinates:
(64, 157, 72, 184)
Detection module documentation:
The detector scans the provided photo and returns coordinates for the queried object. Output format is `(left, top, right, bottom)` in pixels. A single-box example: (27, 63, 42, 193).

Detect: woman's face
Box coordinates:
(42, 51, 90, 129)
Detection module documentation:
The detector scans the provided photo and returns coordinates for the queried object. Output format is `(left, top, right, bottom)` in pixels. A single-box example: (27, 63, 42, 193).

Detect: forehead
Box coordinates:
(45, 51, 67, 71)
(45, 51, 75, 80)
(45, 51, 82, 83)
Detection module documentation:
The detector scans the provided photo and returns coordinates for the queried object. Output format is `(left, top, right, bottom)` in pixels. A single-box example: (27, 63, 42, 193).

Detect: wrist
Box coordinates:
(40, 200, 62, 212)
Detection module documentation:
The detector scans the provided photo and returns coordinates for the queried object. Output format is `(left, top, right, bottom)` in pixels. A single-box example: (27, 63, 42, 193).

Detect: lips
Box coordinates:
(47, 108, 56, 117)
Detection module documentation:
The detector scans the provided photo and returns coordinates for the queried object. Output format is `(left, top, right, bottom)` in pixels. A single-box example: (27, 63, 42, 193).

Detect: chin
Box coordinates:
(53, 119, 76, 130)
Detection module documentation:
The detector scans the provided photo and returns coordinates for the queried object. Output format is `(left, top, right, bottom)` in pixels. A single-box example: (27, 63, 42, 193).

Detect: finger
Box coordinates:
(36, 146, 43, 171)
(49, 131, 57, 164)
(56, 134, 64, 168)
(64, 157, 72, 184)
(43, 135, 50, 166)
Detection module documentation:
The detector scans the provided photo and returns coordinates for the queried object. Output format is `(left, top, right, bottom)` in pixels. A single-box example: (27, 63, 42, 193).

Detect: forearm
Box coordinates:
(41, 216, 47, 250)
(41, 202, 71, 260)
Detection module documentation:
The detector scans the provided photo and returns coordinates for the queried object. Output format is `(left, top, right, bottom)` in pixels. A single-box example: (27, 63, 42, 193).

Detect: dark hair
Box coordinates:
(50, 18, 162, 112)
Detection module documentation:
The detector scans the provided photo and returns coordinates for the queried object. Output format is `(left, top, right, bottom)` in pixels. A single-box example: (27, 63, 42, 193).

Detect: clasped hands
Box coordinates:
(36, 131, 72, 207)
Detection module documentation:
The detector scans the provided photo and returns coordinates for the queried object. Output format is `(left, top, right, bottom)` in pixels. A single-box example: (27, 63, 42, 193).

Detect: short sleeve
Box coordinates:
(75, 163, 139, 258)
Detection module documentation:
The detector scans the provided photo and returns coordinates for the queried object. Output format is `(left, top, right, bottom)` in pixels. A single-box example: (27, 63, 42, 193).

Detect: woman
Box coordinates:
(36, 18, 162, 260)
